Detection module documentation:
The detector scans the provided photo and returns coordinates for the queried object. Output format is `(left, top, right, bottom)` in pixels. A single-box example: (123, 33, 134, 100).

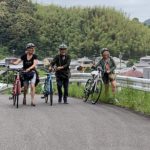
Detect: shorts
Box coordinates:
(24, 72, 36, 85)
(102, 73, 115, 84)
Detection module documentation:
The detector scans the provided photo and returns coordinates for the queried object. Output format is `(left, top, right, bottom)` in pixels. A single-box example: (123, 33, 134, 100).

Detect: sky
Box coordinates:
(35, 0, 150, 22)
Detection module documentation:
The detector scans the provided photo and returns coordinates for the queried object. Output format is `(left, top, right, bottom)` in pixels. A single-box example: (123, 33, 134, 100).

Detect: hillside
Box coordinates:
(144, 19, 150, 25)
(0, 0, 150, 60)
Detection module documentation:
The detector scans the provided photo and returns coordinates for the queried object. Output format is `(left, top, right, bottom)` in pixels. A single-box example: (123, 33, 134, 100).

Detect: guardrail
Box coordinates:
(40, 73, 150, 92)
(1, 73, 150, 93)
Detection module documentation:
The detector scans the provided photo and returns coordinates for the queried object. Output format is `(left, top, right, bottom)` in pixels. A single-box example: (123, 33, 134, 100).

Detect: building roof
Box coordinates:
(119, 68, 143, 78)
(135, 62, 150, 67)
(77, 57, 93, 63)
(140, 56, 150, 60)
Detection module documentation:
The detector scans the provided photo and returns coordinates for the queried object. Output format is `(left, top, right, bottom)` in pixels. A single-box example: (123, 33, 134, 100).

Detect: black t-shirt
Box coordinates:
(21, 54, 38, 70)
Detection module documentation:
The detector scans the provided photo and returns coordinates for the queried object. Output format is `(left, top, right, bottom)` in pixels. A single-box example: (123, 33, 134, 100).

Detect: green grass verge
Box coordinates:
(68, 83, 150, 115)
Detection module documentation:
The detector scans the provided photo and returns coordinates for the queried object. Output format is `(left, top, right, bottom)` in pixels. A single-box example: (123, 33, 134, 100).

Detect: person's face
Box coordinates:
(27, 47, 35, 55)
(59, 48, 67, 55)
(102, 51, 110, 59)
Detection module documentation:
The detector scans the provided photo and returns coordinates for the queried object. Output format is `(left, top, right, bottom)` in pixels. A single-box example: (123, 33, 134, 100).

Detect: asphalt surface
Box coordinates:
(0, 94, 150, 150)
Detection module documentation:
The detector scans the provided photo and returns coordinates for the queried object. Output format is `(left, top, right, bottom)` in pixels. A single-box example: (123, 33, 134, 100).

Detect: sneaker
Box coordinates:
(114, 98, 119, 104)
(64, 102, 69, 104)
(31, 103, 36, 107)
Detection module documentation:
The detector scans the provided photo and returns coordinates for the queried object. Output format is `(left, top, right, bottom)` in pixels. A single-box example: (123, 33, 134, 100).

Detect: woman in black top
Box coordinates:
(12, 43, 38, 106)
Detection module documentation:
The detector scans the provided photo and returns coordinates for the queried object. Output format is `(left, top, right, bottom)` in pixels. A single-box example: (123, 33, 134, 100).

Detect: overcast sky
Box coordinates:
(36, 0, 149, 22)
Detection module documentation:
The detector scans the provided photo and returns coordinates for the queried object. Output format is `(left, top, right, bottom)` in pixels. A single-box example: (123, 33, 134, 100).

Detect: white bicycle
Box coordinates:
(84, 68, 103, 104)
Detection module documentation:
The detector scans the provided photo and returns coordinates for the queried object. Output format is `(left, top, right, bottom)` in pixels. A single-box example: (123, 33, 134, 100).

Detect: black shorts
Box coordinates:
(102, 73, 115, 84)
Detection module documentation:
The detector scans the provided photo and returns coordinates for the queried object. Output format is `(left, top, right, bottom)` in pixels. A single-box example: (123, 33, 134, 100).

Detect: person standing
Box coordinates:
(50, 44, 71, 104)
(93, 48, 117, 101)
(12, 43, 38, 106)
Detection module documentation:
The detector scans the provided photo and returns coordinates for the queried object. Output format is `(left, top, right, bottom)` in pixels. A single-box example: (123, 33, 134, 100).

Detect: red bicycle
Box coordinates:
(9, 68, 22, 108)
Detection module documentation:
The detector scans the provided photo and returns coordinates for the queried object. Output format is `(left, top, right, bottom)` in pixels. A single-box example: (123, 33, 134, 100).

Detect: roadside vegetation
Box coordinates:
(1, 0, 150, 60)
(68, 83, 150, 114)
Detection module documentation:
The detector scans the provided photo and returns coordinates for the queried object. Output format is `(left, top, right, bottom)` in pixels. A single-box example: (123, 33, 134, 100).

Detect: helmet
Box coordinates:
(101, 48, 109, 55)
(26, 43, 35, 49)
(59, 43, 67, 50)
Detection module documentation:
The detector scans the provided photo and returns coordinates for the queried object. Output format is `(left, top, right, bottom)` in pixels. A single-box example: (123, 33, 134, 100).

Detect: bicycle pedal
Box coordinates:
(41, 96, 45, 99)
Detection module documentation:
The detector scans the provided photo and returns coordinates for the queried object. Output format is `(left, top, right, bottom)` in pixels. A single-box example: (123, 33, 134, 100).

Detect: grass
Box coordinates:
(68, 83, 150, 115)
(115, 88, 150, 114)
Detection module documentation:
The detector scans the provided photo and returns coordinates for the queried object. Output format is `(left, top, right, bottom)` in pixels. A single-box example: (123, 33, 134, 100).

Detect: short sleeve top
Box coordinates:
(21, 54, 38, 70)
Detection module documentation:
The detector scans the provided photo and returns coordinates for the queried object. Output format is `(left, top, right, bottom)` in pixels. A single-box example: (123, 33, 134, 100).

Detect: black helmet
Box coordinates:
(101, 48, 109, 55)
(59, 43, 67, 49)
(26, 43, 35, 49)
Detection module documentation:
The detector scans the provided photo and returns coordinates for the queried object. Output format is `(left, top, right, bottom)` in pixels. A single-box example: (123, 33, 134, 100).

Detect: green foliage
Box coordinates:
(116, 88, 150, 114)
(1, 1, 150, 59)
(126, 59, 135, 67)
(68, 82, 150, 114)
(69, 83, 84, 98)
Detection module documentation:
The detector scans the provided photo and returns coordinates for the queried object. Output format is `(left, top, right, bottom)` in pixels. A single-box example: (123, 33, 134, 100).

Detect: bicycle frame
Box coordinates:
(44, 72, 53, 95)
(90, 69, 101, 92)
(8, 68, 22, 108)
(41, 68, 53, 105)
(13, 71, 21, 95)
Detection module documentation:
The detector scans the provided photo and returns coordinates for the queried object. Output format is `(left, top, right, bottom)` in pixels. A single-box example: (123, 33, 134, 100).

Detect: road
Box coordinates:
(0, 94, 150, 150)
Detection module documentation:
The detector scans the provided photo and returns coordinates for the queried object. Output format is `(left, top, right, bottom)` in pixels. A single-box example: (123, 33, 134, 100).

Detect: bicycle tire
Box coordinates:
(84, 79, 93, 102)
(49, 81, 53, 106)
(91, 79, 103, 104)
(16, 81, 21, 108)
(16, 94, 19, 108)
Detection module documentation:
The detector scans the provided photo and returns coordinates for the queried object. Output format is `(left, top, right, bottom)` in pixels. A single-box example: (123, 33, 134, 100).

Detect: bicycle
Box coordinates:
(83, 67, 103, 104)
(8, 68, 23, 108)
(41, 69, 53, 106)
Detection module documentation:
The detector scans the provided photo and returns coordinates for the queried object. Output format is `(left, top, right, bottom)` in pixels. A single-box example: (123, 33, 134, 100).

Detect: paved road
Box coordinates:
(0, 94, 150, 150)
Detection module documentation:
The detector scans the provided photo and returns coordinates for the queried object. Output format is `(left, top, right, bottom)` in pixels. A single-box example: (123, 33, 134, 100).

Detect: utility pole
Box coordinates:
(119, 52, 122, 70)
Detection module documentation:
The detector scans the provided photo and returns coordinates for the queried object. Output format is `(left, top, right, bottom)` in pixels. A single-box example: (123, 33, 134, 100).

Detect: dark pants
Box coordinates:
(56, 77, 69, 103)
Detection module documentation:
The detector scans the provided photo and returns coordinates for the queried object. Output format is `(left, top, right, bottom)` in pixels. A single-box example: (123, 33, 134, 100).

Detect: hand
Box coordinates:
(57, 66, 64, 70)
(106, 70, 110, 73)
(49, 66, 53, 71)
(25, 68, 30, 72)
(10, 60, 15, 65)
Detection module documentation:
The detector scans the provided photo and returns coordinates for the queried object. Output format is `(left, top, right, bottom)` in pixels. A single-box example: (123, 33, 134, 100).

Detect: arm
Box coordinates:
(50, 56, 57, 67)
(62, 55, 71, 69)
(49, 56, 57, 71)
(91, 60, 101, 70)
(12, 59, 22, 65)
(110, 58, 116, 73)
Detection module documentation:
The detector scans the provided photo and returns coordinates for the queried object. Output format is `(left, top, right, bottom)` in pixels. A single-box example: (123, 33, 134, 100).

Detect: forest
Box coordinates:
(0, 0, 150, 60)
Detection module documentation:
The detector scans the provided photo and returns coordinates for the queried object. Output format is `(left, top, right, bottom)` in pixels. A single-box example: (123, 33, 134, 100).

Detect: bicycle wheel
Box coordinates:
(16, 81, 21, 108)
(91, 79, 103, 104)
(84, 79, 93, 102)
(49, 81, 53, 106)
(16, 94, 19, 108)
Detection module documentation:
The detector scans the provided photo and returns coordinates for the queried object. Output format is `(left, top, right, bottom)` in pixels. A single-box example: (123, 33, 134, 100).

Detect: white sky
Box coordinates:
(36, 0, 150, 22)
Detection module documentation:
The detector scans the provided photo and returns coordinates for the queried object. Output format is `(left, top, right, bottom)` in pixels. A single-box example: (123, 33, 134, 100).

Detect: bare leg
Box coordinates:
(23, 83, 28, 105)
(30, 83, 36, 105)
(104, 84, 109, 100)
(111, 80, 117, 97)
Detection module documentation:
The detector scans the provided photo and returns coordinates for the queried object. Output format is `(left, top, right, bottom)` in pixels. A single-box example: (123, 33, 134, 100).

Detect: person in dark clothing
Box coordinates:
(50, 44, 71, 104)
(11, 43, 38, 106)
